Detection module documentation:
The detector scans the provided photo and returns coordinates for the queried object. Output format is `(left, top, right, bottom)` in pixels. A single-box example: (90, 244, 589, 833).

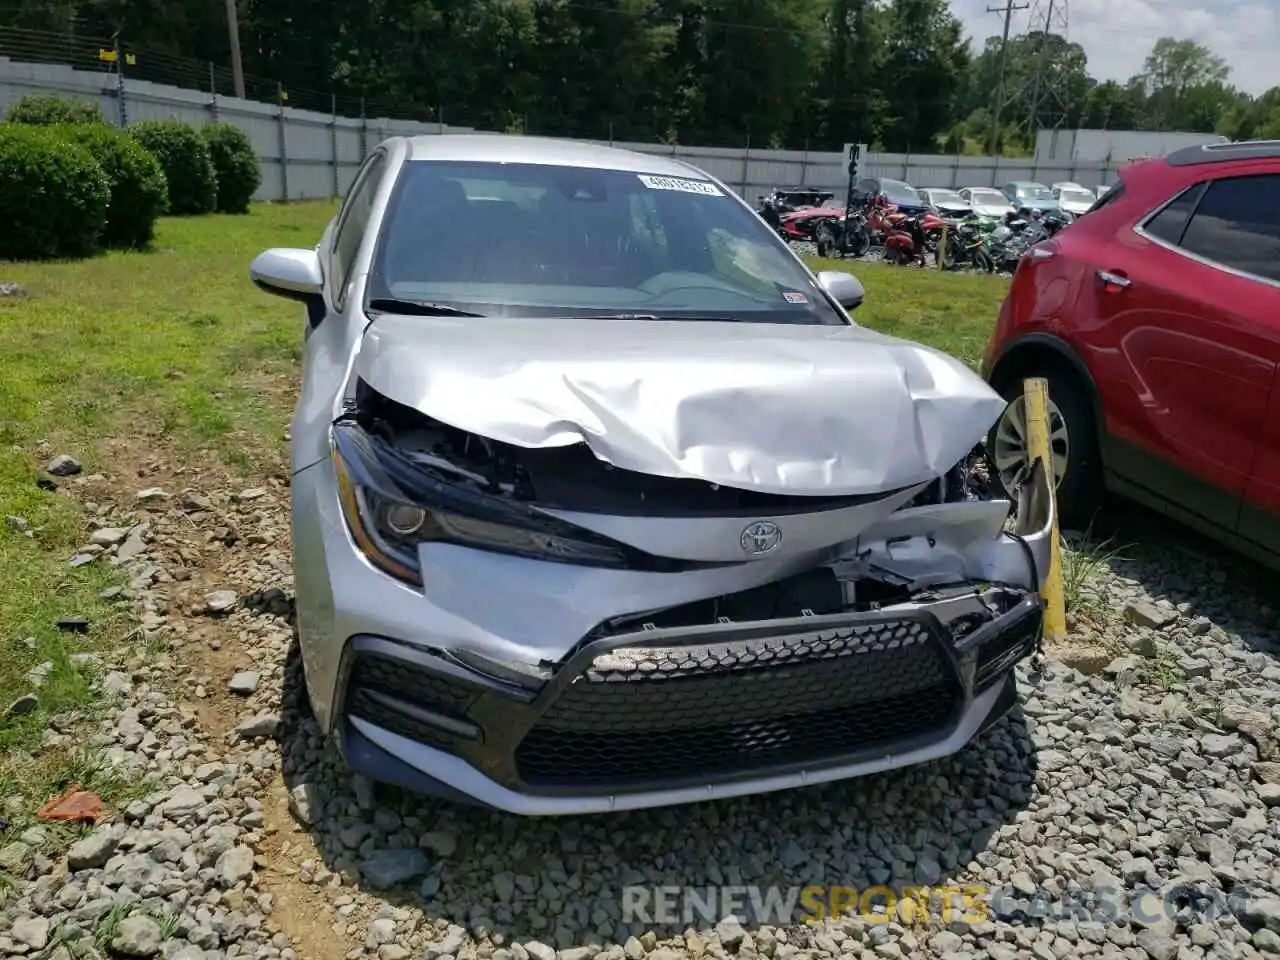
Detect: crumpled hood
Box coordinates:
(354, 314, 1006, 496)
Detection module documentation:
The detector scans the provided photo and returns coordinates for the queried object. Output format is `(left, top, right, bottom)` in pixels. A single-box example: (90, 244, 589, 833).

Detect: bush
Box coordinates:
(129, 120, 217, 215)
(4, 94, 105, 126)
(201, 123, 261, 214)
(0, 125, 109, 260)
(55, 123, 168, 249)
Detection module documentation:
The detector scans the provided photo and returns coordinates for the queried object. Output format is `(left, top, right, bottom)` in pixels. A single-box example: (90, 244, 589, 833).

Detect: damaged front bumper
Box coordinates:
(291, 427, 1054, 815)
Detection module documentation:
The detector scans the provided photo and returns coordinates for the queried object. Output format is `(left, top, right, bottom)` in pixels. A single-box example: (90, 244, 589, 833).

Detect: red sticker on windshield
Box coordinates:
(783, 291, 808, 304)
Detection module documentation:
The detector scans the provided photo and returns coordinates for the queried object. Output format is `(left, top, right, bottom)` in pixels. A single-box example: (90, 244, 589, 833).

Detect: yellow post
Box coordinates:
(1023, 377, 1066, 643)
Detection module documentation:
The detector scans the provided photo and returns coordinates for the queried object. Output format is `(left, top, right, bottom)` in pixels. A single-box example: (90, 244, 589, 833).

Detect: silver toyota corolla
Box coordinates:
(249, 134, 1055, 816)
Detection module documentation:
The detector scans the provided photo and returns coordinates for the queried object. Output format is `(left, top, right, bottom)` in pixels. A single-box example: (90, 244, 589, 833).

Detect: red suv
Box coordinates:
(981, 140, 1280, 559)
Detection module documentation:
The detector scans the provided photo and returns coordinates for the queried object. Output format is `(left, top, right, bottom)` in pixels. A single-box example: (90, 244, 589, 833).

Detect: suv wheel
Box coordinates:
(987, 367, 1103, 530)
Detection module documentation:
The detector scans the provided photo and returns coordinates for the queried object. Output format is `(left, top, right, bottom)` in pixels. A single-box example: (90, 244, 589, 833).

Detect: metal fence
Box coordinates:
(0, 54, 1129, 202)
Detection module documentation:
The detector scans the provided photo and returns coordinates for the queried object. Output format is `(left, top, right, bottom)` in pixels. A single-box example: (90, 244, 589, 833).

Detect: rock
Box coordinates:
(7, 693, 39, 716)
(160, 785, 206, 818)
(932, 932, 964, 953)
(235, 712, 280, 739)
(288, 782, 323, 825)
(1260, 783, 1280, 807)
(45, 454, 82, 476)
(179, 489, 213, 511)
(1125, 631, 1160, 658)
(204, 590, 238, 614)
(1054, 644, 1112, 675)
(1201, 733, 1242, 757)
(25, 660, 52, 686)
(360, 848, 429, 889)
(216, 845, 256, 886)
(1124, 600, 1176, 630)
(90, 526, 130, 546)
(228, 670, 260, 695)
(236, 487, 268, 500)
(12, 915, 49, 949)
(421, 830, 458, 858)
(116, 525, 149, 563)
(1255, 930, 1280, 954)
(4, 514, 30, 532)
(134, 487, 168, 502)
(1135, 929, 1178, 960)
(1256, 762, 1280, 785)
(716, 916, 746, 948)
(67, 830, 120, 870)
(0, 841, 30, 872)
(424, 929, 468, 960)
(112, 915, 164, 957)
(525, 943, 557, 960)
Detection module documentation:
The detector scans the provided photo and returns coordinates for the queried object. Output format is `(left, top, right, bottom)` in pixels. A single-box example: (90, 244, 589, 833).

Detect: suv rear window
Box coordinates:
(1143, 182, 1206, 245)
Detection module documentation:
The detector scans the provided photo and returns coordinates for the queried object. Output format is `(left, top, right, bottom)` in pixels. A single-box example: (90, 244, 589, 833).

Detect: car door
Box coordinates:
(1071, 169, 1280, 533)
(291, 149, 392, 474)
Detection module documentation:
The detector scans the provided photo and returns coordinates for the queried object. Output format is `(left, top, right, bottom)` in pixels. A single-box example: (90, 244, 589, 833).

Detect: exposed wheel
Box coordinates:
(815, 223, 839, 258)
(987, 366, 1103, 531)
(924, 228, 941, 253)
(848, 227, 871, 259)
(973, 249, 994, 273)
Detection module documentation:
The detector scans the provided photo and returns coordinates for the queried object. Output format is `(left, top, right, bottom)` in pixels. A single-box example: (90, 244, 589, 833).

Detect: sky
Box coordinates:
(949, 0, 1280, 97)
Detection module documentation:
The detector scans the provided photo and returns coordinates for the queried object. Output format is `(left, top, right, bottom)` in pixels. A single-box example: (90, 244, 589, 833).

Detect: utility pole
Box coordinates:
(224, 0, 246, 100)
(987, 0, 1029, 156)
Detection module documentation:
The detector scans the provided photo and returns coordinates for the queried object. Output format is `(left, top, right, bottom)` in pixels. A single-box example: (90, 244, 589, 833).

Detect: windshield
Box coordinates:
(970, 190, 1008, 204)
(370, 161, 844, 325)
(1017, 184, 1054, 200)
(881, 179, 919, 201)
(928, 190, 966, 205)
(1059, 188, 1094, 203)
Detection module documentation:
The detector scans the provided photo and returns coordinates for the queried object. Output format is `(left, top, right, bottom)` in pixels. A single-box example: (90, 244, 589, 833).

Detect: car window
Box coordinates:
(371, 160, 844, 325)
(332, 152, 388, 306)
(1143, 182, 1206, 246)
(1179, 175, 1280, 283)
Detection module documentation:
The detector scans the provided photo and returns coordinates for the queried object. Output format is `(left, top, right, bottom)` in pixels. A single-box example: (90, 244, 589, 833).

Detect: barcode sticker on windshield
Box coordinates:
(638, 174, 724, 197)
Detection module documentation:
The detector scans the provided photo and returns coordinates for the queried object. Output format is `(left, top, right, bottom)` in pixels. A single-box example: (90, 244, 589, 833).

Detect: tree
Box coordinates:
(877, 0, 969, 152)
(1136, 37, 1231, 129)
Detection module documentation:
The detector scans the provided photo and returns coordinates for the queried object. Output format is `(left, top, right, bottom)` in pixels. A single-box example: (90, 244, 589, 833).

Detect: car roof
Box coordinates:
(1164, 139, 1280, 167)
(405, 134, 708, 178)
(962, 186, 1007, 194)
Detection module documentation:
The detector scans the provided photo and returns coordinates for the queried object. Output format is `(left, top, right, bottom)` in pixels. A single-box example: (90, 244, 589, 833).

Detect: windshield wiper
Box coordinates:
(367, 298, 484, 317)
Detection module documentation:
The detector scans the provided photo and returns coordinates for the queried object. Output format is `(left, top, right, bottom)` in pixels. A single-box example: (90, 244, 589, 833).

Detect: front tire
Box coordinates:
(987, 365, 1103, 531)
(815, 222, 839, 259)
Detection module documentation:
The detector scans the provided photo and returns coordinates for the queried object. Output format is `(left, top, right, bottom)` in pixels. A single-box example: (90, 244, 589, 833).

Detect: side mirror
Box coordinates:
(251, 247, 325, 327)
(816, 270, 865, 311)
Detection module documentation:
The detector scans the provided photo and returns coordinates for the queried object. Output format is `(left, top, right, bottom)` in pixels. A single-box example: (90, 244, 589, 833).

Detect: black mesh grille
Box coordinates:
(516, 618, 960, 787)
(347, 688, 464, 750)
(975, 605, 1042, 691)
(348, 652, 482, 715)
(345, 651, 483, 748)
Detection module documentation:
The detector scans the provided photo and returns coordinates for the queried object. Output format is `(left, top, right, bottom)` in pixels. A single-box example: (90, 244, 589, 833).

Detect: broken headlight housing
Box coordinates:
(331, 421, 629, 585)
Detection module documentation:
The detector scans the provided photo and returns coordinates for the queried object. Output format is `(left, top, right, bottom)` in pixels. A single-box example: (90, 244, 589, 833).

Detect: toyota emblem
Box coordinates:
(740, 520, 783, 555)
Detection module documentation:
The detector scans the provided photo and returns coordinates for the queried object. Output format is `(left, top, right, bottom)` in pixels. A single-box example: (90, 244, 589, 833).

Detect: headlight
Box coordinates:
(331, 422, 629, 586)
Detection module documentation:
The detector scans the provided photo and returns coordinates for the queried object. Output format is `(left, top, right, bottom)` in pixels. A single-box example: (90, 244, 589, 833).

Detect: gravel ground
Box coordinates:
(2, 468, 1280, 960)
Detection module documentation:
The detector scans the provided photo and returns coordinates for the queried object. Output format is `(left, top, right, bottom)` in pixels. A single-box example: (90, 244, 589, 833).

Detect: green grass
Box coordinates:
(0, 208, 1006, 853)
(0, 201, 337, 845)
(807, 257, 1009, 368)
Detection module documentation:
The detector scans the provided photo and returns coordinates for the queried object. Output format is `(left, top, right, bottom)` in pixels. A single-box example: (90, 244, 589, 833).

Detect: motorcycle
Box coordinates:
(865, 195, 907, 244)
(884, 215, 929, 267)
(935, 216, 994, 272)
(813, 210, 872, 259)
